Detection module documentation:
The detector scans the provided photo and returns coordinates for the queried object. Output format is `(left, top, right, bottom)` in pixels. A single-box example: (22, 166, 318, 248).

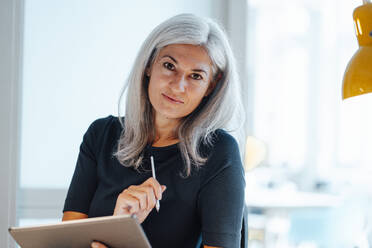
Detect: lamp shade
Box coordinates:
(244, 136, 266, 171)
(342, 2, 372, 100)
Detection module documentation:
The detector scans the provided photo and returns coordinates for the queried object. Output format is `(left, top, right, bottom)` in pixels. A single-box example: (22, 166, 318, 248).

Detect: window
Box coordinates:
(245, 0, 372, 246)
(247, 0, 371, 180)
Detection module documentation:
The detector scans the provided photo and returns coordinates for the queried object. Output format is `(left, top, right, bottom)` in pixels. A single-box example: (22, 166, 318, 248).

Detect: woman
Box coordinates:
(62, 13, 245, 248)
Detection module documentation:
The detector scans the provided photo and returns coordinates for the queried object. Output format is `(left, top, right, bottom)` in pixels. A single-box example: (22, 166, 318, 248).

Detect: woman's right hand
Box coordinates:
(113, 177, 166, 223)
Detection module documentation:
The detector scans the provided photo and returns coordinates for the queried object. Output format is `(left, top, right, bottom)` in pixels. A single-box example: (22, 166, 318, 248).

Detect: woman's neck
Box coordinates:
(152, 114, 180, 147)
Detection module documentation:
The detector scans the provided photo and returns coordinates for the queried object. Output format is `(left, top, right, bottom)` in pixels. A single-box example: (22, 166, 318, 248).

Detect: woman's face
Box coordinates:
(147, 44, 215, 121)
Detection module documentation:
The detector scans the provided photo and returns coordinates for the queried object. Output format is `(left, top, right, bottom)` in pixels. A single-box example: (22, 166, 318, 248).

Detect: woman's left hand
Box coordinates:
(91, 241, 107, 248)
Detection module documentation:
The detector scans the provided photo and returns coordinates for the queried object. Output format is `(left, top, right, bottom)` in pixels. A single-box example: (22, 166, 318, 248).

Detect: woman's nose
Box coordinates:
(171, 74, 187, 92)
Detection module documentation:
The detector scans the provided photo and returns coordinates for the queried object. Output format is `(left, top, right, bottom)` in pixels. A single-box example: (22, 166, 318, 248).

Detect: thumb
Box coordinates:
(161, 185, 167, 192)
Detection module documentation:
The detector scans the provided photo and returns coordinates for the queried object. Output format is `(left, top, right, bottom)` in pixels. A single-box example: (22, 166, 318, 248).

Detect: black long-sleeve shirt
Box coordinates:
(63, 115, 245, 248)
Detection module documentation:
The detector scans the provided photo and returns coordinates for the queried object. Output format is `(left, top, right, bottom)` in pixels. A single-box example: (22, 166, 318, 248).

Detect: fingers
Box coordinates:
(113, 191, 138, 216)
(114, 178, 167, 217)
(144, 185, 157, 210)
(120, 191, 140, 214)
(143, 177, 166, 201)
(140, 185, 156, 211)
(91, 241, 107, 248)
(126, 186, 148, 210)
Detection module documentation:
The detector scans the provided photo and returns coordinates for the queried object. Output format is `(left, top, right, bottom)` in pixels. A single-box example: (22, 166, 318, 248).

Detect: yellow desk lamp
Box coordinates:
(342, 0, 372, 100)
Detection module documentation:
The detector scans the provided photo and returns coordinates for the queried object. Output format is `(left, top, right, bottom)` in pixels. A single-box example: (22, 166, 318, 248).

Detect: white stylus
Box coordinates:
(150, 156, 160, 212)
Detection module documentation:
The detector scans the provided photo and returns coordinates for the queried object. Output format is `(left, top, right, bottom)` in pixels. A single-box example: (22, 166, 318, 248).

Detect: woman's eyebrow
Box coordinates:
(161, 55, 208, 75)
(192, 69, 207, 75)
(161, 55, 178, 64)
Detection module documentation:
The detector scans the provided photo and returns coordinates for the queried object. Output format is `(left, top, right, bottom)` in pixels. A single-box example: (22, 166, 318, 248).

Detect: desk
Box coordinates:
(245, 187, 342, 209)
(245, 187, 347, 248)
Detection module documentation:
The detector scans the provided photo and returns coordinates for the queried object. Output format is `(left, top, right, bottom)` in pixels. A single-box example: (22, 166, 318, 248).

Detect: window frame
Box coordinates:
(0, 0, 23, 247)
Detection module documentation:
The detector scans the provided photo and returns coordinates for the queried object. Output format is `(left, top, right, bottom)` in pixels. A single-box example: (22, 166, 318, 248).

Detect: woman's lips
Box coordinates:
(162, 93, 184, 104)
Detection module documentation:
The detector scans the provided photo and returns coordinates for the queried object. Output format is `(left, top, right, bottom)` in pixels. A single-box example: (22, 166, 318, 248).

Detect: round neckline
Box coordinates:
(149, 142, 179, 151)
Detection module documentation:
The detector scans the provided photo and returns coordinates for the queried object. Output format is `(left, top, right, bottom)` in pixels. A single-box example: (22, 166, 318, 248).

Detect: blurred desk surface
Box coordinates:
(245, 187, 365, 248)
(245, 187, 342, 210)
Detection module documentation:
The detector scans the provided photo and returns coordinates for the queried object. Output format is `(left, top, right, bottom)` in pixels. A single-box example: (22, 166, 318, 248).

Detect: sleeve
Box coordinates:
(197, 134, 246, 248)
(63, 120, 99, 215)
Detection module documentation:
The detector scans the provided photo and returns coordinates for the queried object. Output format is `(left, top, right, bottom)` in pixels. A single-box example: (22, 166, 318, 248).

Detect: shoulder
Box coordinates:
(199, 129, 245, 187)
(210, 129, 239, 151)
(203, 129, 240, 160)
(87, 115, 123, 136)
(83, 115, 123, 155)
(89, 115, 122, 130)
(200, 129, 242, 169)
(84, 115, 123, 146)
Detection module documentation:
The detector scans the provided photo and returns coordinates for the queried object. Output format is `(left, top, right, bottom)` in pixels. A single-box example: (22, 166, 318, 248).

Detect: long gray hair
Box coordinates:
(114, 13, 244, 177)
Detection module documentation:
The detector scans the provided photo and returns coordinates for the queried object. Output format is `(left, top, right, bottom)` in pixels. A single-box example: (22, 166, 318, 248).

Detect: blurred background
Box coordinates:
(1, 0, 372, 247)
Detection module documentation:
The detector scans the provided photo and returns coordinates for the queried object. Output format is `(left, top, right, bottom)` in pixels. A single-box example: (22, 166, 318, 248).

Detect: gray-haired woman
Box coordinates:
(62, 13, 246, 248)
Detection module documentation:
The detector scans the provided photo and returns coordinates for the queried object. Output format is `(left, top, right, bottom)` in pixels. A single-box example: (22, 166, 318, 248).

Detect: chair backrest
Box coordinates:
(241, 204, 248, 248)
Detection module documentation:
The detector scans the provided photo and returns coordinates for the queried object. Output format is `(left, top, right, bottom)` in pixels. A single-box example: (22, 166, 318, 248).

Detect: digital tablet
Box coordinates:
(8, 214, 151, 248)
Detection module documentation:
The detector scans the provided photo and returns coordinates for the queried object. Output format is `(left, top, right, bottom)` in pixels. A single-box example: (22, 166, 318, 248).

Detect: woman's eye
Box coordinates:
(163, 62, 175, 70)
(190, 73, 203, 80)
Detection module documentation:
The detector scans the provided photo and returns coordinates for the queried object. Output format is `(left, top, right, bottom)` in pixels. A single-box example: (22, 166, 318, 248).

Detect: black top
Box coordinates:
(63, 115, 245, 248)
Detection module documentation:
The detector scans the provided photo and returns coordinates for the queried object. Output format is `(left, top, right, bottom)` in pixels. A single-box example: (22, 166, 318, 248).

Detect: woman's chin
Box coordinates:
(154, 110, 186, 121)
